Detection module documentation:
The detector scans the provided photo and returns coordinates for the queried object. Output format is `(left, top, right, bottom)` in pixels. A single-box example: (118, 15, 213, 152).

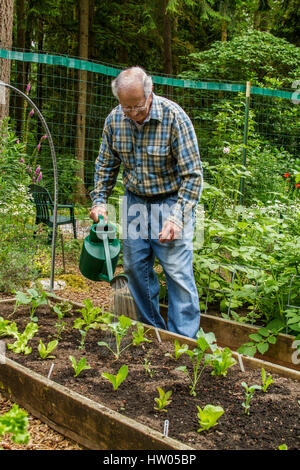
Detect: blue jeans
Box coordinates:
(122, 190, 200, 338)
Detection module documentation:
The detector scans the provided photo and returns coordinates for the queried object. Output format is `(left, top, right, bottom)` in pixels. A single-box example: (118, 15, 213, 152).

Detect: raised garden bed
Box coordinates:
(0, 297, 299, 450)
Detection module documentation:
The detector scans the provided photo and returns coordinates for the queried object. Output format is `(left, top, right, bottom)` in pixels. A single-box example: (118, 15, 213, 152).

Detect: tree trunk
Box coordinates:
(0, 0, 14, 124)
(75, 0, 89, 204)
(162, 0, 172, 75)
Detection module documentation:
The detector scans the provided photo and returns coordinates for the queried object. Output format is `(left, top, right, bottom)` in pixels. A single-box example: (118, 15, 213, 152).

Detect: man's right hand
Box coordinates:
(89, 205, 108, 223)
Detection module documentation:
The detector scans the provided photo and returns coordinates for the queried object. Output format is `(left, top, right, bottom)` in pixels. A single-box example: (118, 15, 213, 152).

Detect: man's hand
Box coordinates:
(158, 220, 182, 243)
(89, 205, 107, 223)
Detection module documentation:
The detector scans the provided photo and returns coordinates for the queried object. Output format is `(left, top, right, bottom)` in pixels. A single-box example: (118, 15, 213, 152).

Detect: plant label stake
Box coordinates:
(47, 362, 55, 379)
(164, 419, 169, 438)
(237, 354, 245, 372)
(155, 328, 162, 343)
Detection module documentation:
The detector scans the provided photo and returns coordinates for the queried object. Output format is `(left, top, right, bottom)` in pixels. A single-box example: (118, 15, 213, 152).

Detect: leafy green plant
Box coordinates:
(69, 355, 91, 378)
(102, 364, 129, 391)
(261, 367, 274, 392)
(176, 329, 217, 397)
(0, 316, 12, 337)
(12, 288, 48, 322)
(0, 403, 29, 446)
(98, 315, 150, 360)
(237, 324, 283, 357)
(49, 300, 72, 340)
(196, 404, 224, 432)
(241, 381, 262, 415)
(7, 322, 38, 355)
(74, 298, 114, 349)
(38, 339, 58, 359)
(206, 347, 237, 376)
(165, 339, 189, 360)
(154, 387, 172, 412)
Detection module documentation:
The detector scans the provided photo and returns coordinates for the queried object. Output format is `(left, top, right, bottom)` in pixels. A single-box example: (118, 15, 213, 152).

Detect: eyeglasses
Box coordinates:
(121, 103, 147, 113)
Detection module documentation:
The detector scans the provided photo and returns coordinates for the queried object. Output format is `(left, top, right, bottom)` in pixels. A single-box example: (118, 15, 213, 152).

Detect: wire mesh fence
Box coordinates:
(0, 47, 299, 334)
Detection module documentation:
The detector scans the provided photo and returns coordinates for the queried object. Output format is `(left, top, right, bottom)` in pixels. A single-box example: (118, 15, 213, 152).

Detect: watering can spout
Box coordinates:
(79, 217, 121, 283)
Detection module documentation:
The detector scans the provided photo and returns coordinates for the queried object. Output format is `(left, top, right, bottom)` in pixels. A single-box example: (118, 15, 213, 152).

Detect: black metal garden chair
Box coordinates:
(29, 184, 77, 244)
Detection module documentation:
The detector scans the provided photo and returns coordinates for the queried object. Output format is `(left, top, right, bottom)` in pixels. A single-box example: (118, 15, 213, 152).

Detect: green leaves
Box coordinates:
(154, 387, 172, 413)
(102, 365, 129, 391)
(69, 356, 91, 378)
(238, 323, 283, 357)
(206, 347, 237, 376)
(196, 404, 224, 432)
(7, 322, 38, 355)
(38, 339, 58, 359)
(0, 404, 29, 445)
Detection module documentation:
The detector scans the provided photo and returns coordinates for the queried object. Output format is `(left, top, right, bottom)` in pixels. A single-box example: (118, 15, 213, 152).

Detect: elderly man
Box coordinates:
(90, 66, 203, 338)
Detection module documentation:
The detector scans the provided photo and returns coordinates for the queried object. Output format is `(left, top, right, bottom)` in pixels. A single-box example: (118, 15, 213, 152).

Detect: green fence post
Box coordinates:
(239, 81, 251, 206)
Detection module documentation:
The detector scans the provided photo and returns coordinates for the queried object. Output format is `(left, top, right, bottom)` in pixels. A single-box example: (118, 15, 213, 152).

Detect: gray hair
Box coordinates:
(111, 67, 153, 99)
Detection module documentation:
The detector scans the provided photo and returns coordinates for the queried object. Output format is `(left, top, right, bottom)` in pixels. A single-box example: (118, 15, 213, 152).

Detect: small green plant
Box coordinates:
(102, 364, 129, 391)
(165, 339, 189, 360)
(12, 288, 48, 322)
(0, 403, 29, 446)
(154, 387, 172, 412)
(7, 322, 38, 355)
(38, 339, 58, 359)
(143, 355, 155, 378)
(74, 298, 114, 349)
(98, 315, 150, 360)
(241, 381, 262, 415)
(0, 316, 12, 337)
(206, 347, 237, 376)
(176, 328, 218, 397)
(69, 355, 91, 377)
(278, 444, 288, 450)
(74, 298, 113, 330)
(49, 301, 72, 340)
(132, 322, 152, 347)
(196, 404, 224, 432)
(261, 367, 274, 392)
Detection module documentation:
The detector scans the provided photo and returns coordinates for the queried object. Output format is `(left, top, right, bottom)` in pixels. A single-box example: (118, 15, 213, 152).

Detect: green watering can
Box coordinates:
(79, 216, 128, 289)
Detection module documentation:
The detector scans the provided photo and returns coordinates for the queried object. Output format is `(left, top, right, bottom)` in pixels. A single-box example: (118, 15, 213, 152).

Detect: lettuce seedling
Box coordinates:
(176, 328, 218, 397)
(165, 339, 189, 360)
(102, 364, 128, 391)
(0, 403, 29, 445)
(69, 355, 91, 377)
(196, 404, 224, 432)
(154, 387, 172, 412)
(206, 347, 237, 376)
(7, 322, 38, 355)
(38, 339, 58, 359)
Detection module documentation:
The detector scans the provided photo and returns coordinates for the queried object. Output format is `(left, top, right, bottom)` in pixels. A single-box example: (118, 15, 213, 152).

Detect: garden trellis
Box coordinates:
(0, 47, 299, 335)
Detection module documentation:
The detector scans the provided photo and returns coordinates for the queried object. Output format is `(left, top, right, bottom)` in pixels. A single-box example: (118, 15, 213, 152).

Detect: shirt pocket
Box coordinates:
(146, 145, 171, 172)
(112, 140, 133, 166)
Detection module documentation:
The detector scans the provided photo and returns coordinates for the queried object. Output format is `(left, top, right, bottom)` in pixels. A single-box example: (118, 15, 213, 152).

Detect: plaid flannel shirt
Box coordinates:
(91, 92, 203, 227)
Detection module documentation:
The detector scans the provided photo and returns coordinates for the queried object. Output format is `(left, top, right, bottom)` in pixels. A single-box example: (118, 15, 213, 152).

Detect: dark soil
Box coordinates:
(0, 301, 299, 451)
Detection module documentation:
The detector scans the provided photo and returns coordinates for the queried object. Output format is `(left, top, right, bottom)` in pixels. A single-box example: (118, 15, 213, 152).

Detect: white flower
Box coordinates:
(223, 147, 230, 154)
